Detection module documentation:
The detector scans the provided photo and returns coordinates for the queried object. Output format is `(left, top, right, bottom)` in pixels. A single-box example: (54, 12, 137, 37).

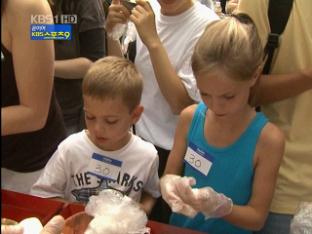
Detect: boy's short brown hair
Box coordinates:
(82, 56, 143, 112)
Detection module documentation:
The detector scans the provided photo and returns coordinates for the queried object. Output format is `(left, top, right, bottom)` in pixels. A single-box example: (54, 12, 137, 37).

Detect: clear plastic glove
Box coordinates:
(161, 175, 233, 218)
(160, 174, 198, 217)
(190, 187, 233, 218)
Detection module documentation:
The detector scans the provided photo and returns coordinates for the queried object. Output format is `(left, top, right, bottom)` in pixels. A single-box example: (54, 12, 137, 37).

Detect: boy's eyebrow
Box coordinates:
(83, 109, 120, 118)
(200, 90, 235, 96)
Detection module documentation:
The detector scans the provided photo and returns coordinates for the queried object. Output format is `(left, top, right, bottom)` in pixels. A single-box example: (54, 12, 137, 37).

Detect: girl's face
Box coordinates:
(196, 69, 256, 118)
(157, 0, 193, 16)
(83, 95, 142, 151)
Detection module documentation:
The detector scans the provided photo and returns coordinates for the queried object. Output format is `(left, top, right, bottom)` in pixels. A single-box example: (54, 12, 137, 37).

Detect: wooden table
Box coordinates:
(1, 189, 205, 234)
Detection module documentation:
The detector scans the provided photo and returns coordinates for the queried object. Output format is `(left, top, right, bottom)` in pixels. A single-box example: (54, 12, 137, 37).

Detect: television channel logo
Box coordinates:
(31, 24, 72, 40)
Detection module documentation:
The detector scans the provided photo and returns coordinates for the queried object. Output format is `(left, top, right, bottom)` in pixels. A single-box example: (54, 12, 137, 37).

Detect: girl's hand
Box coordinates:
(160, 175, 198, 217)
(178, 185, 233, 219)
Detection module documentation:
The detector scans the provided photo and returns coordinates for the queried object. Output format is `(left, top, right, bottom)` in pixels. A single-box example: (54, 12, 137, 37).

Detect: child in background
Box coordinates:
(160, 14, 285, 234)
(31, 56, 160, 215)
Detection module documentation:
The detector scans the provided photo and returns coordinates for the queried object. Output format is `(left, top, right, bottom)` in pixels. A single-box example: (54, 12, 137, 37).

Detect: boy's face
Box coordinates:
(158, 0, 193, 16)
(83, 95, 143, 151)
(196, 69, 256, 118)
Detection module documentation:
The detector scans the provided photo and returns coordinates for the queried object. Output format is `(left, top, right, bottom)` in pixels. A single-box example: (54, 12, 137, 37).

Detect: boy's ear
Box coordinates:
(131, 105, 144, 124)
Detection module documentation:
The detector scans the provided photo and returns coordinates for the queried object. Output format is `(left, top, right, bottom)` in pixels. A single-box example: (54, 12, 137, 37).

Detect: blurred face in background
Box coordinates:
(157, 0, 194, 15)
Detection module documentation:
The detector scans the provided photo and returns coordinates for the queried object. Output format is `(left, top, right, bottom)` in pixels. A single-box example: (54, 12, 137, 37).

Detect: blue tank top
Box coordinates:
(170, 102, 268, 234)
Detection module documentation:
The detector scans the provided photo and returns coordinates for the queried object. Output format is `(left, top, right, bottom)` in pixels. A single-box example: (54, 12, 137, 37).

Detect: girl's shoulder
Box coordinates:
(255, 121, 285, 163)
(259, 122, 285, 149)
(180, 104, 198, 121)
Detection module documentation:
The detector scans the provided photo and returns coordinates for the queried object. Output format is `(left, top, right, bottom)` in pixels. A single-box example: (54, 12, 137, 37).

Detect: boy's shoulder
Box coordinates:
(130, 134, 158, 159)
(57, 130, 87, 149)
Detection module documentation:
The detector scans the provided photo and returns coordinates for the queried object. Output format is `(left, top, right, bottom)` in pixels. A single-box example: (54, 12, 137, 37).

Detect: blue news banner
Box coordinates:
(31, 24, 72, 40)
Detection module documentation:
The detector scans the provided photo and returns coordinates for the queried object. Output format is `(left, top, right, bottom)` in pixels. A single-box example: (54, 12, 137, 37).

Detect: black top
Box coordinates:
(53, 0, 106, 131)
(1, 44, 66, 172)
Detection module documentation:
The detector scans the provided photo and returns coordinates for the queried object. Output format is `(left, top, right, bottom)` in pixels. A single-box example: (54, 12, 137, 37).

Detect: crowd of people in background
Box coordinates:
(1, 0, 311, 234)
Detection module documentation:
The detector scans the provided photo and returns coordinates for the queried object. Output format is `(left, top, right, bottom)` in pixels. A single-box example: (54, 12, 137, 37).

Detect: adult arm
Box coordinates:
(105, 0, 129, 57)
(54, 27, 106, 79)
(252, 69, 312, 106)
(130, 0, 195, 114)
(1, 0, 55, 135)
(54, 58, 92, 79)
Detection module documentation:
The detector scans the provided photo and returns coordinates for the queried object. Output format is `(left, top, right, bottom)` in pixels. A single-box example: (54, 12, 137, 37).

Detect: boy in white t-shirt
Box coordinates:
(31, 56, 160, 214)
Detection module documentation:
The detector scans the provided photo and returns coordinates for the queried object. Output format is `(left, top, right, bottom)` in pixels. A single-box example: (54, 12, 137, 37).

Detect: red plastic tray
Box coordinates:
(59, 203, 85, 219)
(1, 189, 65, 225)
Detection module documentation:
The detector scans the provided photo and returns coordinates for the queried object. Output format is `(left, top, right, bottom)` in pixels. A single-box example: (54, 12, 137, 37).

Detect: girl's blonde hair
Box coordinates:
(192, 14, 263, 81)
(82, 56, 143, 112)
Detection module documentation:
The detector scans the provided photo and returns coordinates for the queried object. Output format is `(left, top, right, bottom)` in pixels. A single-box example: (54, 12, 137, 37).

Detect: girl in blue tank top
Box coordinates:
(160, 14, 285, 234)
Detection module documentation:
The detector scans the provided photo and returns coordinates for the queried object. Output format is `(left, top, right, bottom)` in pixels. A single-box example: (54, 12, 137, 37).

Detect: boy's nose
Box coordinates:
(94, 121, 105, 133)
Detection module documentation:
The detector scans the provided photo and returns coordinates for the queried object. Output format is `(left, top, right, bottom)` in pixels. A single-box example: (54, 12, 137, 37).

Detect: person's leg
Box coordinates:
(149, 146, 172, 223)
(254, 212, 293, 234)
(1, 167, 43, 194)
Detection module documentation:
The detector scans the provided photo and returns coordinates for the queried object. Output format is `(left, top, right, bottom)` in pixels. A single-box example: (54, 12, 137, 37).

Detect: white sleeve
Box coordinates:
(178, 30, 205, 103)
(143, 154, 161, 198)
(30, 146, 67, 199)
(178, 59, 201, 103)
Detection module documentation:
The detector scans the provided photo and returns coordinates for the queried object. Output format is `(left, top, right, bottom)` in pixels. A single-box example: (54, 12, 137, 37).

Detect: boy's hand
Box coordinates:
(129, 0, 161, 49)
(105, 0, 130, 33)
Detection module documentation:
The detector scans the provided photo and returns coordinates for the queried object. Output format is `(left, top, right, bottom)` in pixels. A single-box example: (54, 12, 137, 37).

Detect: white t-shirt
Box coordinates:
(31, 131, 160, 203)
(135, 2, 219, 150)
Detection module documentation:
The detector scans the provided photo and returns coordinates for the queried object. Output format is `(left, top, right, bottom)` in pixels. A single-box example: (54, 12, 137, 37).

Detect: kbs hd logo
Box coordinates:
(30, 14, 77, 40)
(31, 14, 77, 24)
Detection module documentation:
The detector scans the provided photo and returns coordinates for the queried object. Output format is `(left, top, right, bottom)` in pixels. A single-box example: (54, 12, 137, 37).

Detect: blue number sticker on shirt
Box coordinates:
(184, 142, 214, 176)
(88, 153, 122, 181)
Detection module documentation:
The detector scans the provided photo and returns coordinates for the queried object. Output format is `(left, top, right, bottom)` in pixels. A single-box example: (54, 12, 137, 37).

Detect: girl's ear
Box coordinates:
(131, 105, 144, 124)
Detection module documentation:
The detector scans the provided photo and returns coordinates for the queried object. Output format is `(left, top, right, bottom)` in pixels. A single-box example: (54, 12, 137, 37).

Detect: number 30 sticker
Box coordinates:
(184, 142, 214, 176)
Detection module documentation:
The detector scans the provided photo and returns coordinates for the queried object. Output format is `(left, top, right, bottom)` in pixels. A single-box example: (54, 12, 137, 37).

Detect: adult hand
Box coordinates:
(129, 0, 161, 49)
(40, 215, 65, 234)
(105, 0, 130, 33)
(1, 216, 65, 234)
(1, 223, 23, 234)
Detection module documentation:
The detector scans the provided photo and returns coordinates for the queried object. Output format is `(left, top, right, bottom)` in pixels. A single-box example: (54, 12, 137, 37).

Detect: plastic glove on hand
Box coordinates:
(160, 175, 198, 217)
(192, 187, 233, 218)
(173, 179, 233, 219)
